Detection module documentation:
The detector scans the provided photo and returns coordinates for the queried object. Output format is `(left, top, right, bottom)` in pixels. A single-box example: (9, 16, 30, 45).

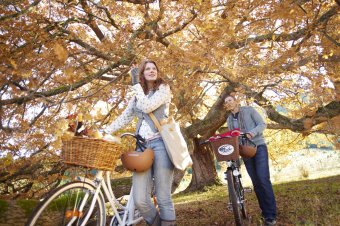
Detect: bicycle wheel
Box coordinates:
(226, 169, 244, 226)
(235, 177, 247, 219)
(26, 181, 106, 226)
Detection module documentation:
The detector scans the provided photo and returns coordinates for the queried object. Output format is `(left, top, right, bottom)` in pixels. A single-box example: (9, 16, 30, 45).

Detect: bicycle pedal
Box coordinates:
(244, 187, 253, 193)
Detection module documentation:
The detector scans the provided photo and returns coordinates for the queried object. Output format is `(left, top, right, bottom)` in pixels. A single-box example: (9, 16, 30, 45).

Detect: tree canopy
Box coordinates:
(0, 0, 339, 198)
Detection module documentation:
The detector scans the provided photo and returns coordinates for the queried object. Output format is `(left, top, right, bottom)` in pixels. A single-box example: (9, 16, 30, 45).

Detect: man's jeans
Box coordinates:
(132, 137, 175, 224)
(243, 144, 277, 220)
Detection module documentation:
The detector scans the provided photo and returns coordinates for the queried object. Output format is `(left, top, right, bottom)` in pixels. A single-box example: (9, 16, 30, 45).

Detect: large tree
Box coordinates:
(0, 0, 339, 198)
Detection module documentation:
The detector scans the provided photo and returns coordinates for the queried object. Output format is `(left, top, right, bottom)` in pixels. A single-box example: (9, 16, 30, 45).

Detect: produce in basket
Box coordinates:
(61, 113, 122, 170)
(62, 113, 106, 140)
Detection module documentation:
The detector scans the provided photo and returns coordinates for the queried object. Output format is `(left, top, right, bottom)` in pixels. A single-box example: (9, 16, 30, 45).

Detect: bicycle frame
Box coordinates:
(225, 160, 241, 179)
(69, 132, 147, 226)
(76, 170, 143, 226)
(225, 159, 244, 199)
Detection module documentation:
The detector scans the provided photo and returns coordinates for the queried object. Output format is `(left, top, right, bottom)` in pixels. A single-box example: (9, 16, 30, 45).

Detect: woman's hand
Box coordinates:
(130, 64, 139, 85)
(103, 134, 121, 144)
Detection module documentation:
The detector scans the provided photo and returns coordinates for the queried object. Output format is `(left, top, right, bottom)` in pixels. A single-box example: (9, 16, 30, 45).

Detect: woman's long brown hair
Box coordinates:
(138, 60, 166, 94)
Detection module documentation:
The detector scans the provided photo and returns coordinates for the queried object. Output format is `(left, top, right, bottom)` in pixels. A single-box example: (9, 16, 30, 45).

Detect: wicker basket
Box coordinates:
(61, 136, 121, 171)
(210, 136, 239, 161)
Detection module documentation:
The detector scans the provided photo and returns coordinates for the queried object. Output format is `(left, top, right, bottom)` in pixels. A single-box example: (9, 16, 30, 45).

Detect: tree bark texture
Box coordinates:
(186, 138, 219, 191)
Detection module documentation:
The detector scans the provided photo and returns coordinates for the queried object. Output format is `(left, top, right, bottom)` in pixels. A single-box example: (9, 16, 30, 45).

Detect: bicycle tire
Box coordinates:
(235, 177, 247, 219)
(25, 181, 106, 226)
(226, 169, 244, 226)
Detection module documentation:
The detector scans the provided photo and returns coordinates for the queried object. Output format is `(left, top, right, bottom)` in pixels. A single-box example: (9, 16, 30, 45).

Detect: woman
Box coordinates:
(105, 60, 176, 226)
(224, 95, 277, 226)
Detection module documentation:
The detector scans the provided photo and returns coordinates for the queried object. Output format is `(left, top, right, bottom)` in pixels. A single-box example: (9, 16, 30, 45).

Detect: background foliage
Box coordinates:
(0, 0, 339, 198)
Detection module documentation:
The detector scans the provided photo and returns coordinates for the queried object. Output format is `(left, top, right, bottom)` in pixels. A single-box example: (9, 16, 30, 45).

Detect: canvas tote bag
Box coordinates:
(149, 113, 193, 171)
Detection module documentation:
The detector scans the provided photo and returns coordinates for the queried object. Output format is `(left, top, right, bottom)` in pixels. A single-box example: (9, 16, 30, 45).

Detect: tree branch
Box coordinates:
(253, 94, 340, 132)
(184, 82, 237, 139)
(69, 36, 114, 61)
(225, 5, 339, 49)
(162, 9, 198, 38)
(0, 59, 129, 106)
(0, 0, 42, 22)
(115, 0, 156, 4)
(184, 68, 340, 140)
(93, 3, 121, 30)
(80, 0, 105, 41)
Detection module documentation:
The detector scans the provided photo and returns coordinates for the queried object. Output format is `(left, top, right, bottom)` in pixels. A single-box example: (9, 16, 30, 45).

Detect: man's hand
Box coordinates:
(246, 133, 254, 140)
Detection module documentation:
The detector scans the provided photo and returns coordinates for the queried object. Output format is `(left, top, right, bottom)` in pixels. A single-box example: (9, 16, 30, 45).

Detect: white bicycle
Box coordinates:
(25, 133, 150, 226)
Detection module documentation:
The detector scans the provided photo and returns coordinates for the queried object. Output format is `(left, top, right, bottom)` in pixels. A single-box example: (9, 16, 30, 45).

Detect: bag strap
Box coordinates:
(148, 112, 162, 132)
(239, 109, 246, 132)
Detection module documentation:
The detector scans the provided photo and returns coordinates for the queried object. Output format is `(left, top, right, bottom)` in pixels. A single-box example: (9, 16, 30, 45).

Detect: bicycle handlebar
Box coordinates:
(120, 132, 147, 150)
(120, 132, 137, 139)
(200, 129, 252, 145)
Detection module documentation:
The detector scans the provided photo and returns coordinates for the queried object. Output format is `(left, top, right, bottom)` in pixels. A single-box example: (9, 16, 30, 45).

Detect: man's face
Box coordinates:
(224, 96, 237, 111)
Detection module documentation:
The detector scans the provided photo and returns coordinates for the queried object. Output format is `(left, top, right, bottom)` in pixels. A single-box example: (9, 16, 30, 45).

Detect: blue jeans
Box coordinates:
(132, 137, 175, 224)
(243, 144, 277, 220)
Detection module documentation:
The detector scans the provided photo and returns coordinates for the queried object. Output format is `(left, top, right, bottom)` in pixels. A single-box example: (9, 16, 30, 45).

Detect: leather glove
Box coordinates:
(130, 67, 139, 85)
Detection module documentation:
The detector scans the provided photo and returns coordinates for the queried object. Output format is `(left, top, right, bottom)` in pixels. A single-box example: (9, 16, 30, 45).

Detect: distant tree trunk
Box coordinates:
(185, 138, 219, 191)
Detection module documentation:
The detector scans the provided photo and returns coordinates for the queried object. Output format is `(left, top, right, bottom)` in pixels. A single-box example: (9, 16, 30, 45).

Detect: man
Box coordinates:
(224, 95, 277, 226)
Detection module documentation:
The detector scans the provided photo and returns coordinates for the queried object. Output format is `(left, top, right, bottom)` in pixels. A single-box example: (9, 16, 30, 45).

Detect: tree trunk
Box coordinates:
(185, 138, 220, 191)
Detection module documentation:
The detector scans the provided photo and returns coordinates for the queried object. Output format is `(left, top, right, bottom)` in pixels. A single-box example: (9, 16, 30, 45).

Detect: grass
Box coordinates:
(0, 199, 8, 217)
(15, 191, 98, 218)
(1, 175, 339, 225)
(16, 199, 38, 217)
(271, 176, 340, 226)
(170, 175, 340, 226)
(107, 176, 133, 198)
